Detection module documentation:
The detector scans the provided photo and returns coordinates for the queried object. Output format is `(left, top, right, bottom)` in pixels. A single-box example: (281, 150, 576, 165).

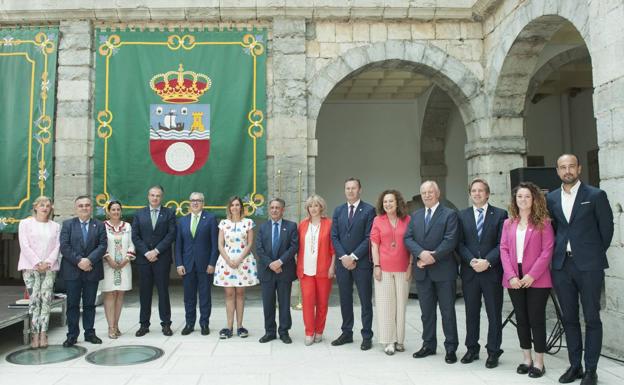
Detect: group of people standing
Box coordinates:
(17, 153, 612, 385)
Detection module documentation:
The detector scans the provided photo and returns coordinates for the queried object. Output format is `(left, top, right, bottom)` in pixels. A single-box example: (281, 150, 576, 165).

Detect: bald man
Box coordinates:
(404, 181, 459, 364)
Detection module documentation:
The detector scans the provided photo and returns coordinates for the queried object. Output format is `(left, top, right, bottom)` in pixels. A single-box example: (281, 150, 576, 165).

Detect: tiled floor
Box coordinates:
(1, 285, 622, 385)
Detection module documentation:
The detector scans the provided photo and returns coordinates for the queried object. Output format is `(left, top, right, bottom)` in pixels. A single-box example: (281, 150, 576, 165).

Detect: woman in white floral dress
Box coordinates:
(214, 196, 259, 339)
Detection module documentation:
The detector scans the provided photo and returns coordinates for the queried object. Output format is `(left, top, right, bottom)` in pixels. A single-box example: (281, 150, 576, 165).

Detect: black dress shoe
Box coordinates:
(461, 351, 479, 364)
(280, 334, 293, 344)
(331, 333, 353, 346)
(162, 325, 173, 336)
(259, 334, 277, 343)
(360, 338, 372, 351)
(529, 365, 546, 378)
(445, 351, 458, 364)
(181, 325, 194, 335)
(559, 366, 584, 383)
(517, 362, 532, 374)
(412, 346, 436, 358)
(201, 326, 210, 336)
(135, 326, 150, 337)
(62, 338, 77, 348)
(85, 335, 102, 344)
(485, 354, 499, 369)
(580, 370, 597, 385)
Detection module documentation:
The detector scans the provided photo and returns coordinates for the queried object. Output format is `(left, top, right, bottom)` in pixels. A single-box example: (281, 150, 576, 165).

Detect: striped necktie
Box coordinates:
(476, 208, 484, 241)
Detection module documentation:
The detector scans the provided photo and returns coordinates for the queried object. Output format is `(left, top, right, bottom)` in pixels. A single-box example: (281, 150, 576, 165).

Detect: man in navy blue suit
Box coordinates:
(132, 185, 177, 337)
(331, 177, 376, 350)
(175, 192, 218, 336)
(547, 154, 614, 385)
(59, 195, 107, 347)
(457, 178, 507, 368)
(256, 198, 299, 344)
(404, 180, 459, 364)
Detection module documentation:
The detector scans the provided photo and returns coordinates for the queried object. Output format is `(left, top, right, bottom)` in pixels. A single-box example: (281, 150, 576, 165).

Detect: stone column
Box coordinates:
(268, 17, 308, 220)
(54, 20, 94, 218)
(590, 0, 624, 360)
(465, 116, 526, 209)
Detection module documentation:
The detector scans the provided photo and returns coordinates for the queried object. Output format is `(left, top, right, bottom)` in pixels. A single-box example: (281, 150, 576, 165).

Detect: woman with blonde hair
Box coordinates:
(297, 194, 335, 345)
(213, 196, 259, 339)
(18, 196, 60, 348)
(500, 182, 554, 378)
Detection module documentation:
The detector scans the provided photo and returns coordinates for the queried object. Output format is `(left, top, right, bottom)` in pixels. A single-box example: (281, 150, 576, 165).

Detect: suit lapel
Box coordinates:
(523, 222, 535, 251)
(568, 184, 586, 224)
(425, 206, 442, 235)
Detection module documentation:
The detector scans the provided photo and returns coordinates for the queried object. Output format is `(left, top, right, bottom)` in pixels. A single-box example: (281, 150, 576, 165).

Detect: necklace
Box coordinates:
(388, 216, 398, 248)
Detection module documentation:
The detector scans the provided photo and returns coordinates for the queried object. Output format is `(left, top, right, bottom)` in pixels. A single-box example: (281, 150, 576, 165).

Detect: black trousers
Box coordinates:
(507, 263, 550, 352)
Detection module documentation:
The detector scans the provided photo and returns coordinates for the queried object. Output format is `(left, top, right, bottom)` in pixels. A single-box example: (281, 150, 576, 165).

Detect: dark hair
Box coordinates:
(508, 182, 550, 229)
(107, 200, 122, 211)
(376, 189, 408, 219)
(74, 195, 91, 202)
(556, 153, 580, 166)
(269, 197, 286, 208)
(226, 196, 245, 220)
(344, 177, 361, 188)
(468, 178, 490, 194)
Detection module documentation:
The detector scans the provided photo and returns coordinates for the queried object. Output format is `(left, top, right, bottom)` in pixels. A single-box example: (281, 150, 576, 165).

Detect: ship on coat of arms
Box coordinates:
(148, 64, 212, 175)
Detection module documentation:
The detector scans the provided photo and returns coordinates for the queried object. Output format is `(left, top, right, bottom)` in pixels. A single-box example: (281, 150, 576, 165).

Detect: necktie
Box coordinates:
(191, 215, 199, 238)
(151, 209, 158, 229)
(476, 208, 484, 241)
(348, 204, 355, 224)
(424, 208, 432, 229)
(81, 221, 88, 244)
(272, 222, 280, 258)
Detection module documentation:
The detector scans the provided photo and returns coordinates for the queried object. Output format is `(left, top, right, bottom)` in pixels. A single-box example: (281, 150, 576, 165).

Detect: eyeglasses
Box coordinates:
(190, 199, 204, 203)
(77, 204, 91, 208)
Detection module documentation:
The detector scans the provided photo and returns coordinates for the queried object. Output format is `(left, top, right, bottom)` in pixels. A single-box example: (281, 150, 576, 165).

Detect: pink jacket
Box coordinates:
(500, 218, 554, 288)
(18, 217, 61, 271)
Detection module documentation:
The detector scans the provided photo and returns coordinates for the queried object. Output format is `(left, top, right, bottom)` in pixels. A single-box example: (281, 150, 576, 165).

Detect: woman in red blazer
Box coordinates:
(500, 182, 554, 378)
(297, 194, 335, 346)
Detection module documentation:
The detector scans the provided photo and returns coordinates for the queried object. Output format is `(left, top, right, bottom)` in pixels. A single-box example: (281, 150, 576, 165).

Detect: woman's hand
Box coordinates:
(508, 277, 522, 289)
(519, 274, 535, 288)
(328, 264, 335, 279)
(373, 266, 382, 281)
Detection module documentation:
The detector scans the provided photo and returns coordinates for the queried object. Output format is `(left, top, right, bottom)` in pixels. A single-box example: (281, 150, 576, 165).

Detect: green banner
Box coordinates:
(0, 28, 58, 232)
(93, 29, 267, 218)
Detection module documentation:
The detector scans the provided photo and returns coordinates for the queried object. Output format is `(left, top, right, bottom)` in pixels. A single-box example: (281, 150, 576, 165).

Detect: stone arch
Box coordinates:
(420, 86, 455, 194)
(486, 0, 591, 117)
(307, 40, 484, 142)
(526, 45, 590, 105)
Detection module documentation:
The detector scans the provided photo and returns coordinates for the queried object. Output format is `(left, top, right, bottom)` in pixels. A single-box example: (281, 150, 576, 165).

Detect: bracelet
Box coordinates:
(374, 265, 381, 268)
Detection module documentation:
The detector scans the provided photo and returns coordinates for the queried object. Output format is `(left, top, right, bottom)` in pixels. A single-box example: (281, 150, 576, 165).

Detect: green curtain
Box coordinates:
(93, 29, 267, 218)
(0, 28, 58, 232)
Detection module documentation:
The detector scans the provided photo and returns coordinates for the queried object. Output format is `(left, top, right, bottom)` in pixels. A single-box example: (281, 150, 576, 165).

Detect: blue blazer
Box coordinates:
(59, 217, 107, 281)
(175, 211, 219, 273)
(331, 201, 376, 269)
(547, 183, 614, 271)
(132, 205, 177, 265)
(457, 205, 507, 283)
(256, 219, 299, 282)
(404, 204, 459, 282)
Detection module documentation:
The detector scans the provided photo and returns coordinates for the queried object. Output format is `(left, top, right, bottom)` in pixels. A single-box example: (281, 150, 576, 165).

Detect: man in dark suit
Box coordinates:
(59, 195, 107, 347)
(457, 178, 507, 368)
(404, 180, 459, 363)
(175, 192, 218, 336)
(256, 198, 299, 344)
(547, 154, 614, 385)
(132, 185, 177, 337)
(330, 177, 376, 350)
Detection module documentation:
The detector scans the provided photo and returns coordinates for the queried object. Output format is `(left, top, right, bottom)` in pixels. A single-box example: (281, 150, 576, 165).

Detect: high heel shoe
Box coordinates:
(30, 333, 40, 349)
(39, 333, 48, 348)
(114, 327, 122, 337)
(108, 327, 118, 339)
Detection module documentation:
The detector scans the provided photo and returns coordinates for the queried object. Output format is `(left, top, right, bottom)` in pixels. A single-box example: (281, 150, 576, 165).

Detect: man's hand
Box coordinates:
(341, 257, 356, 270)
(471, 259, 490, 273)
(416, 260, 427, 269)
(176, 266, 186, 276)
(419, 250, 435, 265)
(78, 258, 92, 272)
(145, 250, 159, 262)
(269, 260, 283, 273)
(207, 265, 215, 274)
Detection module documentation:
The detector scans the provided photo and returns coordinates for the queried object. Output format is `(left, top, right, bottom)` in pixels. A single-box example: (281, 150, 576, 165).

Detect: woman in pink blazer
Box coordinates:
(500, 182, 554, 378)
(18, 196, 61, 349)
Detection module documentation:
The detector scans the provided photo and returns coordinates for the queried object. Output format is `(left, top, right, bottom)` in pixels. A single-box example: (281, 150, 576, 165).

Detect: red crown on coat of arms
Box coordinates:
(149, 64, 211, 104)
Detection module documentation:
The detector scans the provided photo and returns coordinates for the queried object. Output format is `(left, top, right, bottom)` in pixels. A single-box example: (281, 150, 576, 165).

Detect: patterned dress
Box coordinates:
(101, 220, 135, 292)
(213, 218, 259, 287)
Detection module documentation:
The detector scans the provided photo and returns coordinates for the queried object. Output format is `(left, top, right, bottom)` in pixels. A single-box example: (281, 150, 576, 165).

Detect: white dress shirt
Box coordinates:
(516, 227, 527, 264)
(561, 180, 581, 252)
(303, 222, 320, 276)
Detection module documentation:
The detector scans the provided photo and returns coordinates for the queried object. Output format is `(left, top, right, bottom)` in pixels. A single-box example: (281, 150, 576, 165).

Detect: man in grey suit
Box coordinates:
(404, 181, 459, 364)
